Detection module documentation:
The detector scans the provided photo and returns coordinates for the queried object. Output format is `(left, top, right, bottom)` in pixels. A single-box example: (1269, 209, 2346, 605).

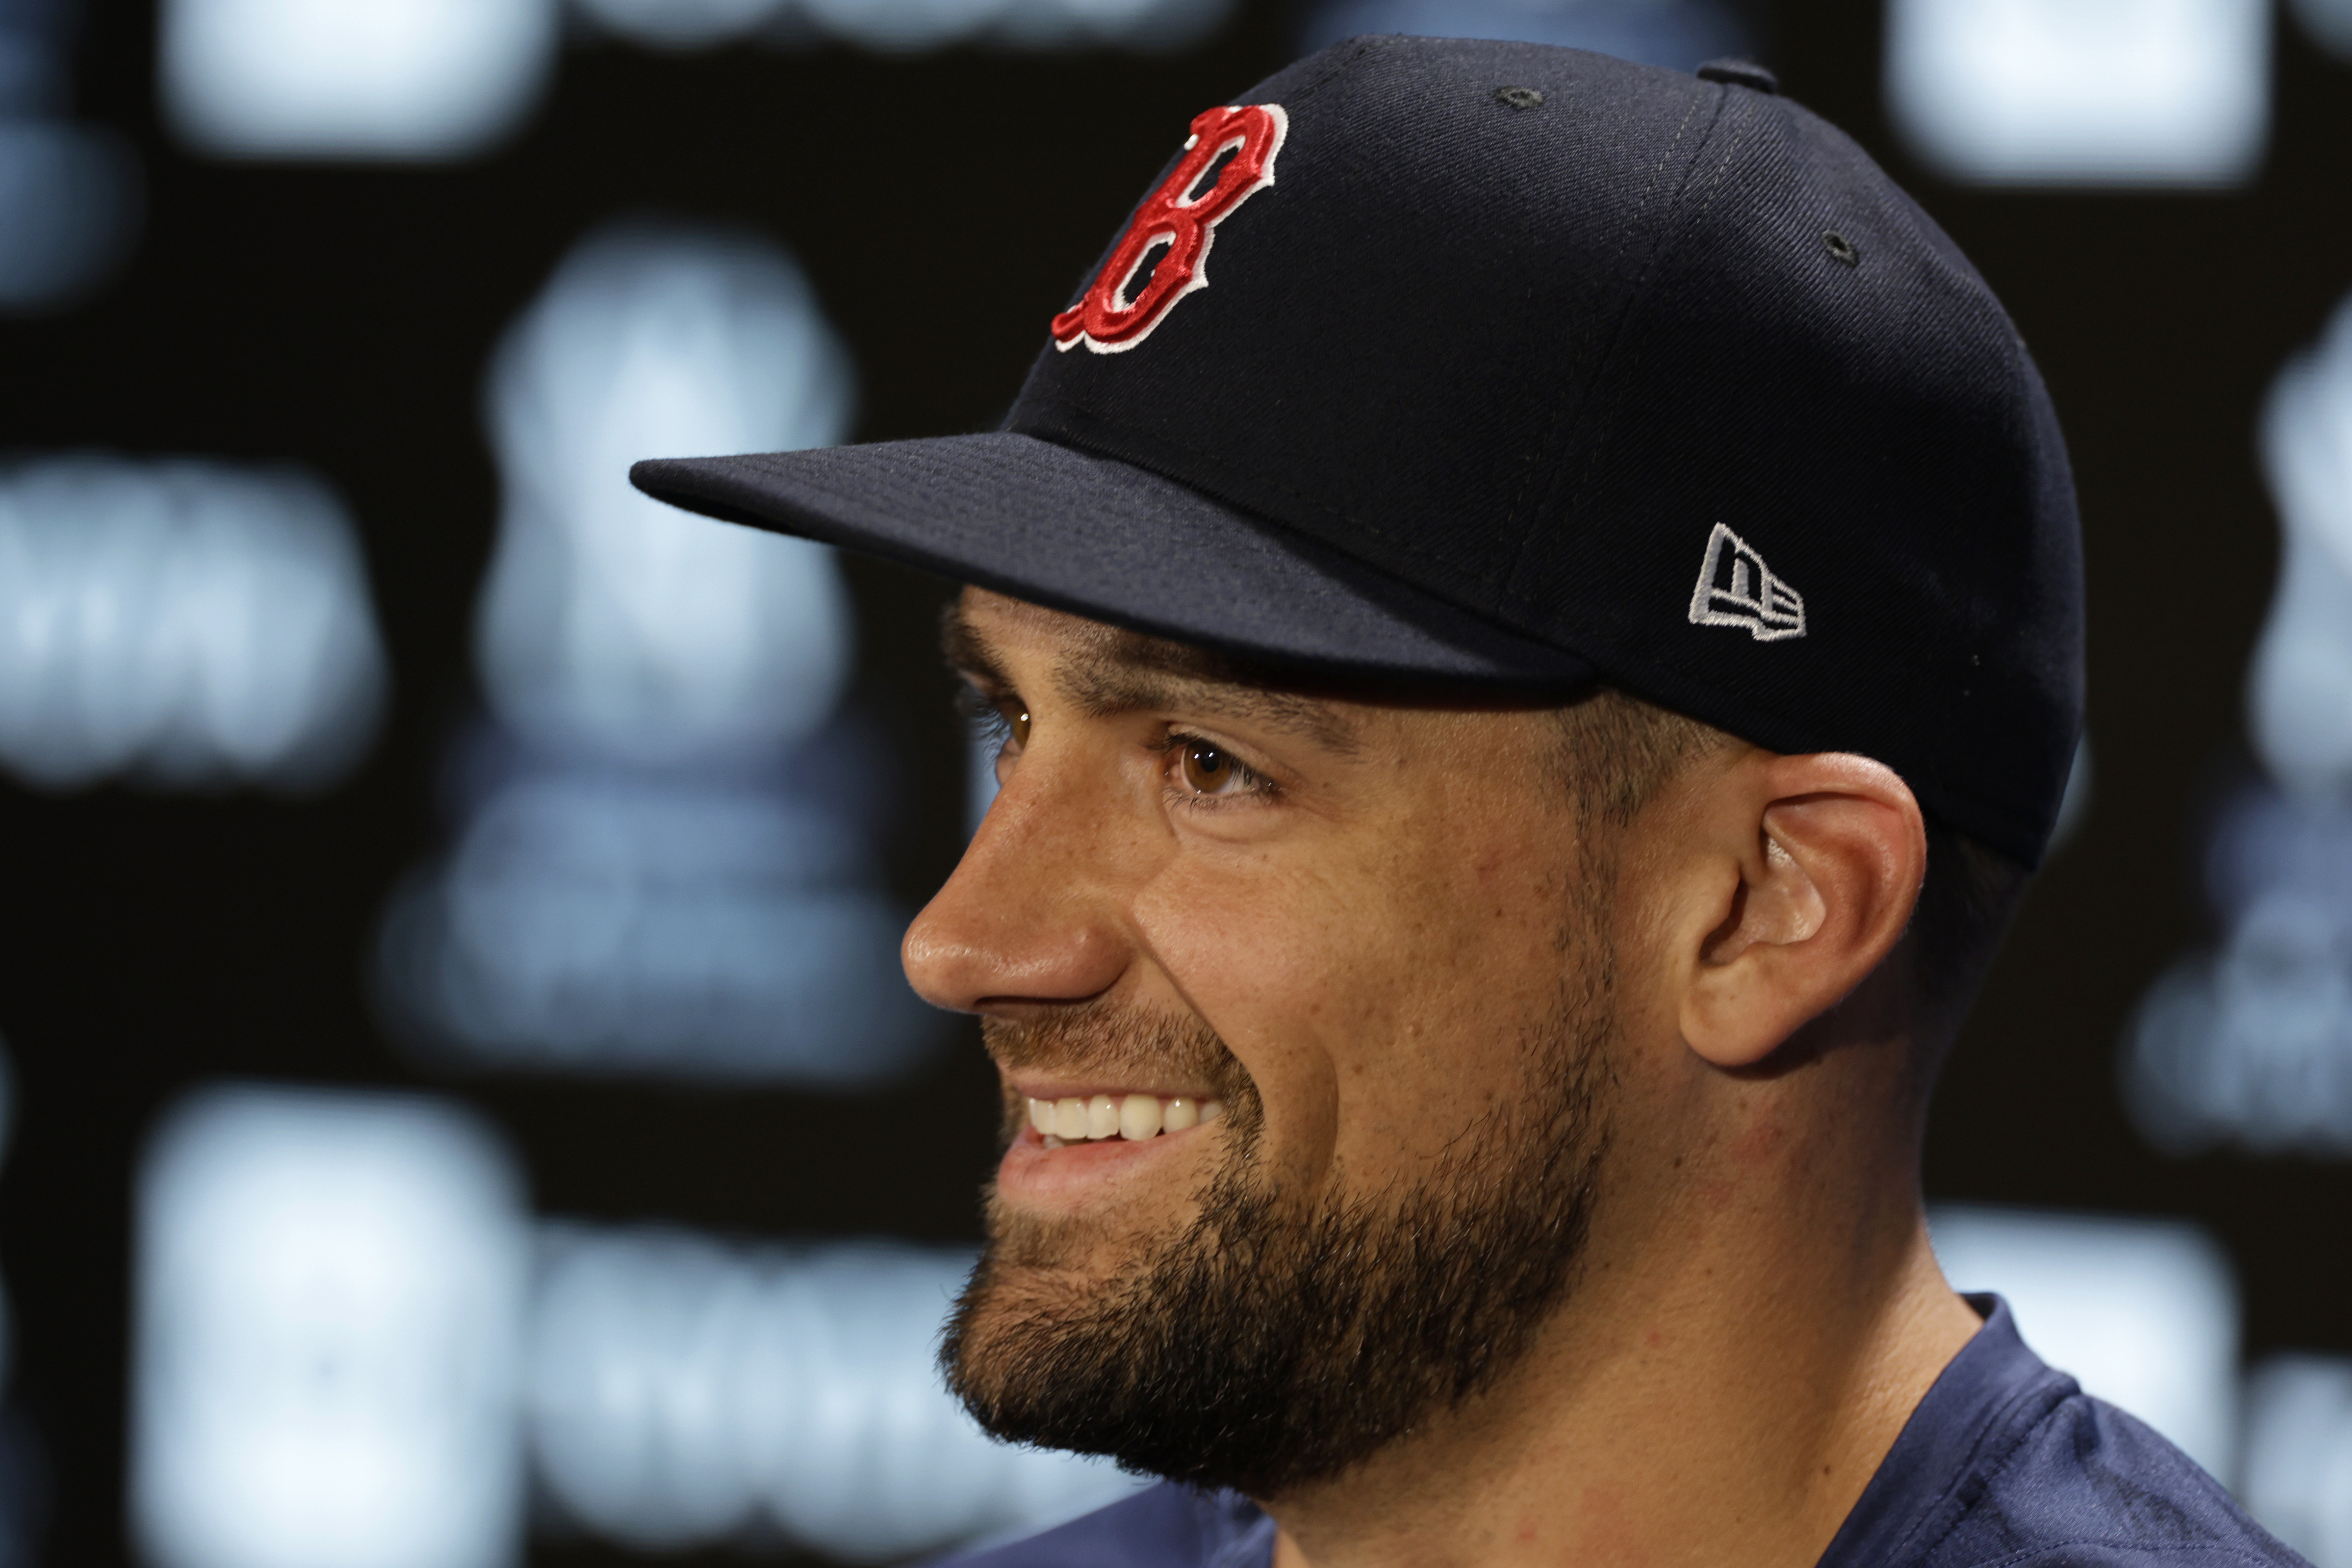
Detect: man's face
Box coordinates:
(908, 590, 1633, 1495)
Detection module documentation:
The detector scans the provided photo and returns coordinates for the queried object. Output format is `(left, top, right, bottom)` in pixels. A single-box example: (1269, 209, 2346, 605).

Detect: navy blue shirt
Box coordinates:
(938, 1298, 2307, 1568)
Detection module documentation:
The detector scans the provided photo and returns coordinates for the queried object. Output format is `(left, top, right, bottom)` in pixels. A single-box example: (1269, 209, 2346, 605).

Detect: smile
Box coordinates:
(1026, 1093, 1227, 1147)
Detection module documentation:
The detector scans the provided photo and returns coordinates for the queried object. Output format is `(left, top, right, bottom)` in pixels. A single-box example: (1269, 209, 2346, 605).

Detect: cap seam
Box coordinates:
(1496, 80, 1721, 585)
(1267, 34, 1379, 106)
(1508, 83, 1747, 597)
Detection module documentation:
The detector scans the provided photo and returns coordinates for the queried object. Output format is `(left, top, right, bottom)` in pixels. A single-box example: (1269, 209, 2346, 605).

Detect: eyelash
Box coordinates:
(959, 688, 999, 731)
(958, 685, 1019, 752)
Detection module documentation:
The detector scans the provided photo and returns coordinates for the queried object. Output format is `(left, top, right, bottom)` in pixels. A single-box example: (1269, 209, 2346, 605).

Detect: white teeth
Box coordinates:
(1120, 1093, 1163, 1141)
(1023, 1093, 1225, 1145)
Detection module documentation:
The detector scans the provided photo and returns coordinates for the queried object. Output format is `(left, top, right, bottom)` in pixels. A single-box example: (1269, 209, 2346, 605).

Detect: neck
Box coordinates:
(1263, 1036, 1980, 1568)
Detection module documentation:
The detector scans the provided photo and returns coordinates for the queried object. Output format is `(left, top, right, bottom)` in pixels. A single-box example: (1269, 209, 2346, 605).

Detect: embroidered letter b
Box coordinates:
(1050, 102, 1289, 355)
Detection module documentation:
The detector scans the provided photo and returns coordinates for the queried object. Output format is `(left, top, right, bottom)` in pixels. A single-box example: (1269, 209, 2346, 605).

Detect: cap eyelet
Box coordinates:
(1495, 86, 1546, 111)
(1697, 59, 1779, 94)
(1822, 229, 1860, 267)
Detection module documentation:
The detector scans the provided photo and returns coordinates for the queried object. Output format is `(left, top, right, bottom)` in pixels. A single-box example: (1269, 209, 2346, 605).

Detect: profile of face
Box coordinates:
(906, 589, 1657, 1499)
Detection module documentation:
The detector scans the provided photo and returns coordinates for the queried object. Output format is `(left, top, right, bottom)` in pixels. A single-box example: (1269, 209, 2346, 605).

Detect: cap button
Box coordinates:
(1696, 59, 1778, 94)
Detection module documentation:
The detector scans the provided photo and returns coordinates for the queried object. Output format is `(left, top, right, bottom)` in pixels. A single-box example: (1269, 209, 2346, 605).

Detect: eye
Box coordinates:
(1178, 738, 1244, 796)
(956, 683, 1031, 761)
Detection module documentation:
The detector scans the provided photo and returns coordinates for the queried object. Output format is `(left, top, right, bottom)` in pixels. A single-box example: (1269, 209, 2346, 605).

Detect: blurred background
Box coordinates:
(2, 0, 2352, 1564)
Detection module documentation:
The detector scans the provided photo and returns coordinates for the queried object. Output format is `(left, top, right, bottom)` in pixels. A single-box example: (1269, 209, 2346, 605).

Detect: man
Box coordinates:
(633, 37, 2304, 1568)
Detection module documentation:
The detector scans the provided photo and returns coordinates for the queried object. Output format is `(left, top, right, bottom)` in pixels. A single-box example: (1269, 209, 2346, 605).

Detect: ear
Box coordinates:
(1675, 752, 1927, 1070)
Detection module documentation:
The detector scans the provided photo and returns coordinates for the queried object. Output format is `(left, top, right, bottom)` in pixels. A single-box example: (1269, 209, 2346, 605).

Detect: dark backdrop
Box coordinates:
(0, 2, 2345, 1564)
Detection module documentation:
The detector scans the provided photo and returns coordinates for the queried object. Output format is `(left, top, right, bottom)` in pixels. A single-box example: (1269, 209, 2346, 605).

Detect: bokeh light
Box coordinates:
(2242, 1355, 2352, 1565)
(160, 0, 559, 160)
(477, 225, 857, 769)
(528, 1226, 1148, 1559)
(0, 457, 387, 793)
(132, 1086, 1144, 1567)
(132, 1086, 530, 1568)
(377, 223, 936, 1086)
(2123, 294, 2352, 1157)
(1885, 0, 2269, 186)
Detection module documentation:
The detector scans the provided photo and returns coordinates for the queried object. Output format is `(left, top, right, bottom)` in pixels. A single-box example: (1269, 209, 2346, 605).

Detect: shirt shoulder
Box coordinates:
(1903, 1390, 2307, 1568)
(1822, 1297, 2308, 1568)
(926, 1483, 1274, 1568)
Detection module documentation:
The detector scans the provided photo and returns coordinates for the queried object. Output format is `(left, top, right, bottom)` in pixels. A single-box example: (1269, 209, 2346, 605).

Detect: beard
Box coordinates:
(937, 930, 1616, 1500)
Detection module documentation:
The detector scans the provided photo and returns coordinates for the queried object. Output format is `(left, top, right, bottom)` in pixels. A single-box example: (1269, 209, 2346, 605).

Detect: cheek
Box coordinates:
(1129, 832, 1574, 1189)
(1350, 853, 1583, 1166)
(1131, 861, 1353, 1186)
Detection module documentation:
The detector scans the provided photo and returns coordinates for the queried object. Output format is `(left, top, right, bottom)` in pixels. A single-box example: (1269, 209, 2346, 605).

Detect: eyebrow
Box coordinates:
(940, 601, 1362, 756)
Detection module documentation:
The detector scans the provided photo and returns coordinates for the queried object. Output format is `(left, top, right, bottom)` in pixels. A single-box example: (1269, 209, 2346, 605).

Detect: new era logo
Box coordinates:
(1687, 524, 1805, 642)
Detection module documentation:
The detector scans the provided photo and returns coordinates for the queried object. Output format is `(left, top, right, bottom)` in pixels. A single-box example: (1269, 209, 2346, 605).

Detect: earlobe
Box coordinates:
(1677, 754, 1926, 1070)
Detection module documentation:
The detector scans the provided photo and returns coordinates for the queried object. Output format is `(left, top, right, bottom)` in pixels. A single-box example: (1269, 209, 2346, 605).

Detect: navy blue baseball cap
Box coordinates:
(632, 36, 2084, 867)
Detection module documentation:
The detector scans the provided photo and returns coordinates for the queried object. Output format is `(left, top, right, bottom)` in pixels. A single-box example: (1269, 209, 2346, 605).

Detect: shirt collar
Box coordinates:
(1815, 1293, 2067, 1567)
(1192, 1487, 1278, 1568)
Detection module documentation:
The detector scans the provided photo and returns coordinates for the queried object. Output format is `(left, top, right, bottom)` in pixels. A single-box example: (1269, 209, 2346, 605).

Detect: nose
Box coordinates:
(902, 751, 1133, 1014)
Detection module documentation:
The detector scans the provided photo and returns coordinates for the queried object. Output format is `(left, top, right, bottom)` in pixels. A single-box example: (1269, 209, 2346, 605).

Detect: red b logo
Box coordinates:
(1051, 102, 1290, 355)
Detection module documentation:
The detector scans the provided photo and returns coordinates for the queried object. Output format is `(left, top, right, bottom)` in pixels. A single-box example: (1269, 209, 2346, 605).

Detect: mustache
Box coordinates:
(982, 1002, 1261, 1136)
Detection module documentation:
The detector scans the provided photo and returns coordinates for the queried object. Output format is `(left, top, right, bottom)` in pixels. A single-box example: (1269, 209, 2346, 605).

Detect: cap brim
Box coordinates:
(630, 433, 1594, 692)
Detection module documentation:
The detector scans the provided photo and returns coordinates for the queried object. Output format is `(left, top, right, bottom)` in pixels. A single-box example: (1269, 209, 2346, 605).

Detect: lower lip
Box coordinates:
(996, 1123, 1206, 1209)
